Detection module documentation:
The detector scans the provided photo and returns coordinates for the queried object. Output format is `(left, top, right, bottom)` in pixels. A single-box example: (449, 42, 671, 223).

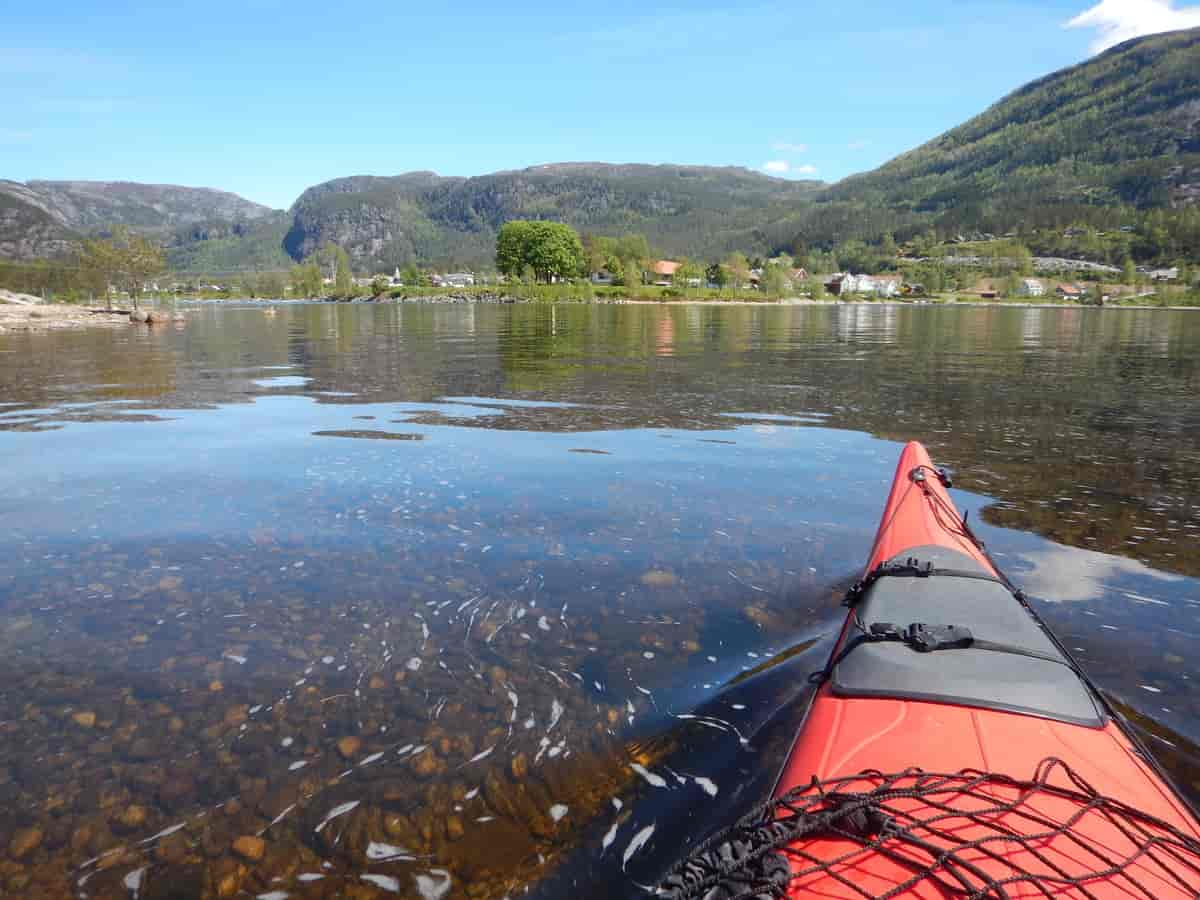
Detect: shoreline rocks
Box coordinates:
(0, 301, 188, 333)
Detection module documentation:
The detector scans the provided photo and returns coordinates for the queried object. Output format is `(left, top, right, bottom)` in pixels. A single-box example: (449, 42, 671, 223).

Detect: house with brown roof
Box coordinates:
(1055, 283, 1084, 300)
(650, 260, 681, 286)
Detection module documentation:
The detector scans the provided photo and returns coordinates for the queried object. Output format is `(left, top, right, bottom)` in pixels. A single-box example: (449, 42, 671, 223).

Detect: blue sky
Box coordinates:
(3, 0, 1198, 209)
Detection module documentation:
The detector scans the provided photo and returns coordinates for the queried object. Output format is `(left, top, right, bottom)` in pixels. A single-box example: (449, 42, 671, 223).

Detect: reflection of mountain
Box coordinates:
(2, 303, 1197, 578)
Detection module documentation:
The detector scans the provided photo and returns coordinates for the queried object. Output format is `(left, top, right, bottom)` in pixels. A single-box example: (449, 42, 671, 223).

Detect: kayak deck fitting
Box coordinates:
(659, 441, 1200, 899)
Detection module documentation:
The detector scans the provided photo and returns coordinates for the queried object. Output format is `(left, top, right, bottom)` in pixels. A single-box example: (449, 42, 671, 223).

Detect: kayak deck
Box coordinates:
(771, 442, 1200, 897)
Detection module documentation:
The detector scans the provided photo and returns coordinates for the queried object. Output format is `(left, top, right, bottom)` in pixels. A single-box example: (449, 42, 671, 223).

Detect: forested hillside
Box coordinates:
(283, 164, 823, 270)
(787, 28, 1200, 260)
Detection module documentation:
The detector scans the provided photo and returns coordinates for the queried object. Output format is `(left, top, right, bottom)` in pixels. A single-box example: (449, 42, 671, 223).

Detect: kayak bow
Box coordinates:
(660, 441, 1200, 899)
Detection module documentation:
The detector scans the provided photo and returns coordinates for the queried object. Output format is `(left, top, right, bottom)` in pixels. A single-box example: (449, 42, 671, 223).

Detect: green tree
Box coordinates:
(496, 221, 534, 279)
(290, 262, 324, 298)
(1001, 272, 1022, 298)
(724, 252, 750, 289)
(623, 260, 643, 288)
(675, 259, 703, 291)
(912, 260, 947, 293)
(257, 271, 287, 298)
(836, 240, 880, 274)
(77, 237, 121, 309)
(1122, 258, 1137, 285)
(495, 220, 585, 283)
(370, 275, 389, 296)
(77, 226, 166, 310)
(1009, 241, 1034, 276)
(526, 221, 585, 282)
(612, 234, 651, 268)
(705, 262, 727, 288)
(761, 263, 789, 295)
(400, 263, 424, 287)
(118, 228, 167, 308)
(913, 230, 939, 257)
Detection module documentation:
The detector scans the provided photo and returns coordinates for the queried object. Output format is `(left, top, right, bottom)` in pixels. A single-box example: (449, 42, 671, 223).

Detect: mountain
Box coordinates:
(0, 179, 288, 268)
(282, 164, 824, 270)
(809, 27, 1200, 243)
(0, 185, 78, 261)
(2, 28, 1198, 273)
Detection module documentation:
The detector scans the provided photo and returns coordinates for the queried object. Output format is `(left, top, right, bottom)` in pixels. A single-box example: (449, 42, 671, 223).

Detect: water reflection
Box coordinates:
(0, 302, 1197, 898)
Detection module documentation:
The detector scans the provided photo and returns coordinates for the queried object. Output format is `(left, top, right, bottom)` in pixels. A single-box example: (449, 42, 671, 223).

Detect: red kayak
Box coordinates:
(661, 441, 1200, 899)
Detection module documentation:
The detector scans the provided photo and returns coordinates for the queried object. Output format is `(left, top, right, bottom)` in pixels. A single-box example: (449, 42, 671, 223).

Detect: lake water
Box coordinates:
(0, 301, 1198, 899)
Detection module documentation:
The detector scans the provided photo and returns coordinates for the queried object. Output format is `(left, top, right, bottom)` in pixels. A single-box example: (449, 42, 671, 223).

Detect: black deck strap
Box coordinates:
(810, 620, 1078, 685)
(844, 558, 1006, 607)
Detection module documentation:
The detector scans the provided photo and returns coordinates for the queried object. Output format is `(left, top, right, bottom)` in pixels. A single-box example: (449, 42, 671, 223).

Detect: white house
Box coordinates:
(1018, 278, 1045, 297)
(835, 273, 901, 297)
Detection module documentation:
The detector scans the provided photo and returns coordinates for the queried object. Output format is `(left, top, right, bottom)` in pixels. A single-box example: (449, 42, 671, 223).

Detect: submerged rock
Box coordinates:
(72, 710, 97, 728)
(8, 826, 43, 859)
(640, 569, 678, 587)
(232, 835, 266, 861)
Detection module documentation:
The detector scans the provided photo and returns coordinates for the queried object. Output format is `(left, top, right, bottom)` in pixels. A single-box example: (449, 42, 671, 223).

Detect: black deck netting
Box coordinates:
(656, 758, 1200, 900)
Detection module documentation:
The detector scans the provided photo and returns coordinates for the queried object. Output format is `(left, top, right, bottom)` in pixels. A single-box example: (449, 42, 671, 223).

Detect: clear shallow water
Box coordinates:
(0, 302, 1198, 899)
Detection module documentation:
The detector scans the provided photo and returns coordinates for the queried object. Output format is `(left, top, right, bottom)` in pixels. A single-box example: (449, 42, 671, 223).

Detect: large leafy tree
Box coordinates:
(495, 220, 585, 283)
(496, 221, 535, 279)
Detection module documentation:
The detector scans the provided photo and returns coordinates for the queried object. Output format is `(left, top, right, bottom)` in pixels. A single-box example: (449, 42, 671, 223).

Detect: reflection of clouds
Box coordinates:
(1020, 544, 1183, 603)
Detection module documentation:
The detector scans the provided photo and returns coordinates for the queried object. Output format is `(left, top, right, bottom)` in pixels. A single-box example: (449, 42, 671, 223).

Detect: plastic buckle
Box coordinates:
(905, 623, 973, 652)
(869, 622, 902, 640)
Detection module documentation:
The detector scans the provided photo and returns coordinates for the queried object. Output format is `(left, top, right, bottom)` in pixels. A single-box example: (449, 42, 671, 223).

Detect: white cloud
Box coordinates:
(1019, 543, 1181, 603)
(771, 141, 808, 153)
(762, 161, 818, 177)
(1065, 0, 1200, 54)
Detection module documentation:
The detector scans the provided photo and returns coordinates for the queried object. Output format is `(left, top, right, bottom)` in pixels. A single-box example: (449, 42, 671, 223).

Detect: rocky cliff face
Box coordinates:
(0, 179, 280, 263)
(0, 190, 76, 261)
(18, 180, 276, 232)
